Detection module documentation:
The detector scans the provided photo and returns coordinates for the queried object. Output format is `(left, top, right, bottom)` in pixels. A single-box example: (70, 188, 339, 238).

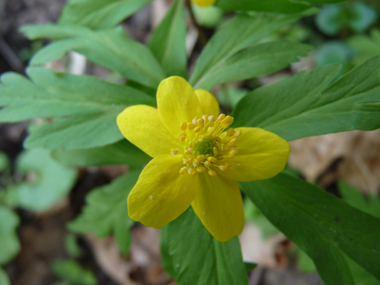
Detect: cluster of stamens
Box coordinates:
(170, 114, 241, 177)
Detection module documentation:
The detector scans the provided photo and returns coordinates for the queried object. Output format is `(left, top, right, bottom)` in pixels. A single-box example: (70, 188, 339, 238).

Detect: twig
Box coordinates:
(185, 0, 208, 47)
(0, 35, 25, 74)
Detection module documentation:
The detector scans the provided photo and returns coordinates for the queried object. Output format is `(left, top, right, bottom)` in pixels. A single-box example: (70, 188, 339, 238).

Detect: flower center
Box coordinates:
(171, 114, 242, 177)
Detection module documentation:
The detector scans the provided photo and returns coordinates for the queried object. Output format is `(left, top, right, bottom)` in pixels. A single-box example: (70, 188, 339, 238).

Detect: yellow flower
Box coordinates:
(191, 0, 216, 8)
(117, 77, 290, 242)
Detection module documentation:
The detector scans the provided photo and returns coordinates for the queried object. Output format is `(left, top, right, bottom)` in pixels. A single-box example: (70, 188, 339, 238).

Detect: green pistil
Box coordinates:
(195, 140, 213, 155)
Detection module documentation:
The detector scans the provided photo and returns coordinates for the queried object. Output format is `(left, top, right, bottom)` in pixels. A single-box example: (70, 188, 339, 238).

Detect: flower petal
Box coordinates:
(128, 155, 199, 228)
(191, 174, 244, 242)
(157, 76, 203, 137)
(117, 105, 182, 158)
(220, 127, 290, 182)
(195, 89, 220, 117)
(191, 0, 216, 8)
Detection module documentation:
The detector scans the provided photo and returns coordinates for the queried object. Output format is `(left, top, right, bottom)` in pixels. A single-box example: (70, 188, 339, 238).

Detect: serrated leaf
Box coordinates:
(189, 12, 312, 89)
(24, 111, 125, 150)
(68, 171, 139, 255)
(240, 173, 380, 285)
(0, 207, 20, 265)
(195, 41, 313, 90)
(26, 26, 165, 88)
(215, 0, 310, 14)
(161, 207, 249, 285)
(0, 268, 10, 285)
(7, 149, 77, 211)
(59, 0, 153, 29)
(51, 140, 150, 167)
(148, 0, 187, 78)
(0, 67, 155, 122)
(232, 57, 380, 142)
(52, 260, 96, 285)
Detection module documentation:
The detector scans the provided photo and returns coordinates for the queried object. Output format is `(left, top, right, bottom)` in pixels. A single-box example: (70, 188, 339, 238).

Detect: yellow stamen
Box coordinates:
(171, 149, 179, 155)
(181, 122, 187, 131)
(208, 170, 217, 177)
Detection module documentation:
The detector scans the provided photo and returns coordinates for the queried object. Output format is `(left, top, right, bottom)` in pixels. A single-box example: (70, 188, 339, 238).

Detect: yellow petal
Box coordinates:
(117, 105, 182, 158)
(191, 0, 216, 8)
(157, 76, 203, 138)
(191, 174, 244, 242)
(195, 89, 220, 117)
(220, 127, 290, 182)
(128, 155, 199, 228)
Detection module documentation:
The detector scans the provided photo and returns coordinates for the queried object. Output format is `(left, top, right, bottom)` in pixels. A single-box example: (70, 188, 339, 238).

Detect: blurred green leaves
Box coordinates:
(52, 260, 96, 285)
(161, 207, 249, 285)
(0, 207, 20, 265)
(6, 149, 77, 211)
(233, 57, 380, 141)
(69, 171, 139, 255)
(316, 2, 377, 35)
(0, 268, 10, 285)
(241, 173, 380, 285)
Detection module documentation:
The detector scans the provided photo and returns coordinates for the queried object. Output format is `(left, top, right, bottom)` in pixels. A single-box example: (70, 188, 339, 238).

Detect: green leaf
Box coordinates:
(189, 12, 314, 89)
(303, 0, 346, 3)
(215, 0, 311, 14)
(24, 111, 124, 150)
(0, 152, 9, 172)
(339, 182, 380, 218)
(244, 262, 258, 272)
(148, 0, 187, 78)
(315, 41, 354, 67)
(0, 268, 11, 285)
(59, 0, 153, 29)
(244, 199, 279, 240)
(195, 41, 313, 90)
(161, 207, 249, 285)
(68, 171, 139, 255)
(232, 57, 380, 141)
(51, 140, 150, 167)
(0, 207, 20, 265)
(65, 234, 81, 258)
(240, 173, 380, 285)
(0, 67, 155, 122)
(51, 259, 96, 285)
(26, 26, 165, 88)
(297, 250, 316, 273)
(315, 4, 342, 35)
(7, 149, 77, 211)
(349, 3, 377, 33)
(348, 29, 380, 65)
(346, 256, 380, 285)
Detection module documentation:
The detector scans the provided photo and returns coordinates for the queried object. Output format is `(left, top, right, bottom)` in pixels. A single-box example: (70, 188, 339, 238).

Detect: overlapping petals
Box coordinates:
(128, 155, 199, 228)
(157, 76, 203, 138)
(117, 105, 182, 158)
(118, 76, 290, 242)
(195, 89, 220, 117)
